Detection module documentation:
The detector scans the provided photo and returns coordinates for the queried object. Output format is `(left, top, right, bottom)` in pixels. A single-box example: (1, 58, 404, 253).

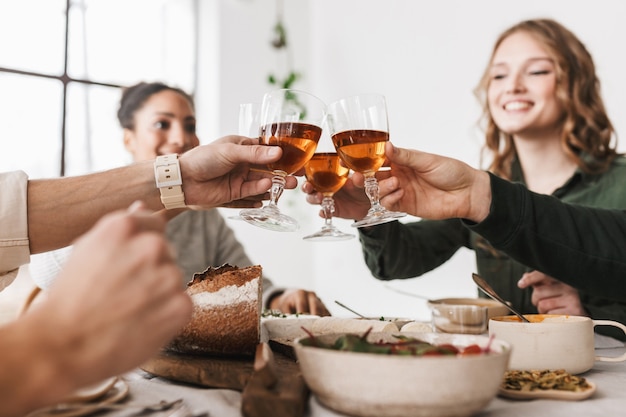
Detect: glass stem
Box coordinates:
(321, 195, 335, 227)
(267, 171, 286, 209)
(364, 175, 385, 214)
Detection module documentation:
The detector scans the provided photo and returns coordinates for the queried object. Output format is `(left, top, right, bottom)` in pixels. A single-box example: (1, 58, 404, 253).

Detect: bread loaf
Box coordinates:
(168, 264, 262, 357)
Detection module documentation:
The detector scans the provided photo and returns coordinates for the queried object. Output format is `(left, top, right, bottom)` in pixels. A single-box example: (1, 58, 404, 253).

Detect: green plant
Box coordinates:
(267, 19, 301, 89)
(267, 14, 307, 119)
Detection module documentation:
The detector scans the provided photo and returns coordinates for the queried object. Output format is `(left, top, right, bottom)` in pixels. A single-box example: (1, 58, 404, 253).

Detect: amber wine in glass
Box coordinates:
(239, 89, 325, 232)
(328, 94, 406, 227)
(303, 152, 354, 241)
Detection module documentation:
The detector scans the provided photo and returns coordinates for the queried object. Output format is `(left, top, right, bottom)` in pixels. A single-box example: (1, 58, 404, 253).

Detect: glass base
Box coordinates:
(239, 206, 299, 232)
(352, 209, 406, 228)
(303, 226, 355, 242)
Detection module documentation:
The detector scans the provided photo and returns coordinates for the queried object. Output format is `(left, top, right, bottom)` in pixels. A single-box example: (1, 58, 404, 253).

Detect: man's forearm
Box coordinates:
(27, 161, 161, 253)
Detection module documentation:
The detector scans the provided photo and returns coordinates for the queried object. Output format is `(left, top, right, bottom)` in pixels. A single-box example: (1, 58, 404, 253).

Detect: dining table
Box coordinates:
(89, 332, 626, 417)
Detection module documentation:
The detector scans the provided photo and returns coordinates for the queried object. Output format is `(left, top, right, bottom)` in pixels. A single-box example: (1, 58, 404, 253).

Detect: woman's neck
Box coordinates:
(513, 133, 578, 195)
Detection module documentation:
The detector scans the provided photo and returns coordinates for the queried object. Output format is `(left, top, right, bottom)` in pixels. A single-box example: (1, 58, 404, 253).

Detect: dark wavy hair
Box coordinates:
(117, 81, 195, 130)
(474, 19, 619, 179)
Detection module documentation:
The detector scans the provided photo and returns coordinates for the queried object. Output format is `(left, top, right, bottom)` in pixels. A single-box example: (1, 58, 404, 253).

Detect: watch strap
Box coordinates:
(154, 154, 186, 209)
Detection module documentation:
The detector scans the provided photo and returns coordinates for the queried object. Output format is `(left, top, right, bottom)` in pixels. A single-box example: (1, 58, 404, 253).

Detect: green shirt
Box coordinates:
(359, 156, 626, 340)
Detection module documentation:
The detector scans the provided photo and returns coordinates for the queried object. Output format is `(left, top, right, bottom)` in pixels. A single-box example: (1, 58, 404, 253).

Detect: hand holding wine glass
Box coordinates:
(327, 93, 406, 227)
(239, 89, 325, 232)
(302, 134, 354, 241)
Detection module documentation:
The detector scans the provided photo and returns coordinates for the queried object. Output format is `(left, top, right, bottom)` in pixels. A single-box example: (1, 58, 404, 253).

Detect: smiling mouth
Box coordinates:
(503, 101, 532, 111)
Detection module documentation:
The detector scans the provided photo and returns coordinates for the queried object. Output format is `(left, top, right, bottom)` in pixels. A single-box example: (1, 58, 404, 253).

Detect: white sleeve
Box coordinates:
(0, 171, 30, 291)
(28, 246, 73, 290)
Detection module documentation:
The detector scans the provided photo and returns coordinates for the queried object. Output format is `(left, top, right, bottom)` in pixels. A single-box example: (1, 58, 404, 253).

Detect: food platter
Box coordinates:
(498, 369, 596, 401)
(26, 378, 129, 417)
(498, 380, 596, 401)
(64, 377, 118, 403)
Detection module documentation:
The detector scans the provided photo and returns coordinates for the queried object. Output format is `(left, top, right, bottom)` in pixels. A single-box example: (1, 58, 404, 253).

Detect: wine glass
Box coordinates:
(303, 134, 354, 241)
(239, 89, 325, 232)
(228, 103, 261, 221)
(327, 94, 406, 227)
(238, 102, 260, 139)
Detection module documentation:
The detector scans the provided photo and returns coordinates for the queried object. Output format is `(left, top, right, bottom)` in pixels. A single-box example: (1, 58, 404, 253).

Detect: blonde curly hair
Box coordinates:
(474, 18, 619, 179)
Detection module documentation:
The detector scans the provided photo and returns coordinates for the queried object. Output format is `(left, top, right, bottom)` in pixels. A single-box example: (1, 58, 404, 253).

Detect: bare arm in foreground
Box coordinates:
(0, 204, 192, 416)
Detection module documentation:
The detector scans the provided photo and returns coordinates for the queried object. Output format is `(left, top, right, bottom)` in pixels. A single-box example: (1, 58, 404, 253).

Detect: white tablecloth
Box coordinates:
(99, 335, 626, 417)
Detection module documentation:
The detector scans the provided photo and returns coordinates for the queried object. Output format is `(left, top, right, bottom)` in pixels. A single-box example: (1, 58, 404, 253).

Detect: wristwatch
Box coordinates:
(154, 154, 186, 209)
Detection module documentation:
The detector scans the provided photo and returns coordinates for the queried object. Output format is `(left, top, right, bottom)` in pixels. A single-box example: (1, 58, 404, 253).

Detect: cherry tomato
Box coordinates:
(436, 344, 460, 355)
(460, 344, 483, 355)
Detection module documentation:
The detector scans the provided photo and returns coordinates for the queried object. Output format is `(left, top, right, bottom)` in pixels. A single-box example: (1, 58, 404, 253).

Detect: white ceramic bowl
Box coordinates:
(490, 314, 626, 374)
(360, 316, 415, 329)
(428, 297, 512, 320)
(430, 304, 488, 334)
(294, 332, 511, 417)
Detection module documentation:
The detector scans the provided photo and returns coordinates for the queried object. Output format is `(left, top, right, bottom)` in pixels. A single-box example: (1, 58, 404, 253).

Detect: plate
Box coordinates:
(498, 380, 596, 401)
(399, 321, 432, 332)
(64, 377, 118, 403)
(27, 378, 130, 417)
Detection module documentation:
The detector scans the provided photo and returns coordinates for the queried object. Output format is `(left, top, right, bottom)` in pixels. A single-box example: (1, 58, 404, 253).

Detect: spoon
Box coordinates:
(334, 300, 368, 319)
(383, 283, 432, 301)
(472, 273, 530, 323)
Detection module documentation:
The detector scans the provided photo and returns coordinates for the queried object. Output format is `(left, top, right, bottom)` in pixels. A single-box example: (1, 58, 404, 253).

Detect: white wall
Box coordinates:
(198, 0, 626, 320)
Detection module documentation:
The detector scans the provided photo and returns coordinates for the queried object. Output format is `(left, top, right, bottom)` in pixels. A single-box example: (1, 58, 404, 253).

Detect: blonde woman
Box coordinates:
(306, 19, 626, 338)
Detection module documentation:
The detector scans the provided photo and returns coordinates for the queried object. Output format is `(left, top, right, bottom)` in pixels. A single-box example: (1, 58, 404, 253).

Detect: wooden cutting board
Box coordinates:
(140, 349, 255, 390)
(140, 341, 308, 417)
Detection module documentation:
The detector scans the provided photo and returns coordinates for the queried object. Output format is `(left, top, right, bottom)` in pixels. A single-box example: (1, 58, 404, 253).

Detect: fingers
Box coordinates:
(227, 143, 282, 165)
(517, 270, 553, 288)
(377, 175, 399, 198)
(535, 292, 585, 316)
(384, 142, 407, 165)
(384, 142, 429, 168)
(380, 188, 405, 209)
(520, 271, 586, 316)
(308, 293, 331, 316)
(301, 181, 314, 194)
(221, 200, 264, 209)
(351, 172, 366, 188)
(272, 289, 329, 316)
(292, 290, 329, 316)
(212, 135, 260, 146)
(283, 175, 298, 190)
(302, 181, 325, 205)
(239, 178, 274, 200)
(127, 200, 147, 213)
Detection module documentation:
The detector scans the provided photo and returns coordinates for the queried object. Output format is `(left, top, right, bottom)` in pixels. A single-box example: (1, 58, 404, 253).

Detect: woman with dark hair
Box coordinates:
(305, 19, 626, 337)
(32, 81, 330, 316)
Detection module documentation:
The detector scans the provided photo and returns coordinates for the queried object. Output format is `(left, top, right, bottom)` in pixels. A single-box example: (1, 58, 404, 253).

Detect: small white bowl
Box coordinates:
(428, 297, 511, 320)
(295, 332, 511, 417)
